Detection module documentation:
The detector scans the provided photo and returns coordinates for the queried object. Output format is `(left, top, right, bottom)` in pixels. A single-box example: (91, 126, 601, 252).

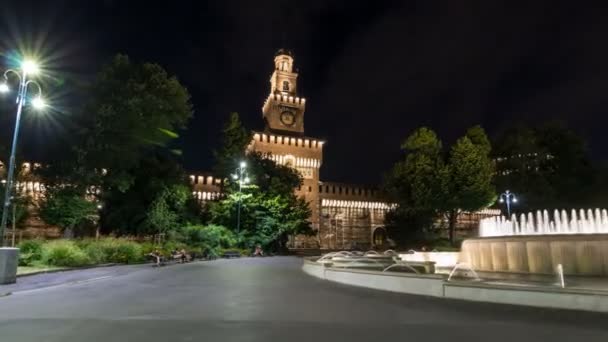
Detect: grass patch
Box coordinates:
(17, 265, 69, 276)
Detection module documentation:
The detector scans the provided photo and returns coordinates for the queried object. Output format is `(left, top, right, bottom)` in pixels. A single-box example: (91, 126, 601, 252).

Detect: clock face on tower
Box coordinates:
(280, 111, 296, 126)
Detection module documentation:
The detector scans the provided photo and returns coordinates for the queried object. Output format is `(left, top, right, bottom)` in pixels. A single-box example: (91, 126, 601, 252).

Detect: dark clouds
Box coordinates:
(1, 1, 608, 184)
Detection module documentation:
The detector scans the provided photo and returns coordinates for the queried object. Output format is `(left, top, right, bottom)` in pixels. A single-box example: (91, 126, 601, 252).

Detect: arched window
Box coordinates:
(283, 81, 290, 91)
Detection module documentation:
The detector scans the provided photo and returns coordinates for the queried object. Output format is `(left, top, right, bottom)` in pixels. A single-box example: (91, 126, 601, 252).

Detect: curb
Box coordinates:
(17, 263, 119, 278)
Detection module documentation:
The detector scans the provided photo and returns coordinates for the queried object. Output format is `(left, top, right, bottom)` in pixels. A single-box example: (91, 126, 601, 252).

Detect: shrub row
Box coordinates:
(18, 238, 149, 267)
(17, 225, 245, 268)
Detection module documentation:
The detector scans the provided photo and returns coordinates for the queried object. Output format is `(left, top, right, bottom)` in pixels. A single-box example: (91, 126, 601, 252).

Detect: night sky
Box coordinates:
(1, 1, 608, 185)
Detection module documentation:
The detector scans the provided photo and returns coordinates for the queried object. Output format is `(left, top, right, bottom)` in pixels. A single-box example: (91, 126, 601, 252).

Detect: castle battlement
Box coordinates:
(262, 93, 306, 114)
(252, 132, 324, 149)
(318, 181, 381, 199)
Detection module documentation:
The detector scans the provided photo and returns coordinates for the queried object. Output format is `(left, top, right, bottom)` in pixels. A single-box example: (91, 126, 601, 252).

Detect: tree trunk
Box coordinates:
(448, 210, 458, 246)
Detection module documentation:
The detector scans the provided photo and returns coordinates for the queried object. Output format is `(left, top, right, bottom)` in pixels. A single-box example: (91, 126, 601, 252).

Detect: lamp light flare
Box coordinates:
(240, 161, 246, 168)
(22, 60, 39, 74)
(232, 174, 238, 180)
(32, 96, 46, 109)
(244, 177, 250, 184)
(0, 83, 9, 93)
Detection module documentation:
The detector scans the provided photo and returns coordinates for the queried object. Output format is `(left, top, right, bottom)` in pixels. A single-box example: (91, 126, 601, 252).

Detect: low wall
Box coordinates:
(444, 282, 608, 312)
(302, 258, 608, 313)
(303, 258, 444, 297)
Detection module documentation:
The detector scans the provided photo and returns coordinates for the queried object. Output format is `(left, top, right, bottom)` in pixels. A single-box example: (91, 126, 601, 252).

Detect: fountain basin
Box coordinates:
(399, 252, 460, 268)
(461, 234, 608, 276)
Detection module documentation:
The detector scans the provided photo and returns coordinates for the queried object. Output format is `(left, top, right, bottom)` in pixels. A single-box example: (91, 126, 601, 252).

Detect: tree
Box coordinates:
(40, 186, 97, 237)
(100, 150, 198, 236)
(208, 152, 312, 252)
(212, 112, 251, 182)
(492, 122, 595, 211)
(77, 54, 193, 193)
(442, 135, 495, 244)
(145, 184, 190, 236)
(57, 54, 196, 236)
(385, 126, 495, 246)
(383, 128, 445, 245)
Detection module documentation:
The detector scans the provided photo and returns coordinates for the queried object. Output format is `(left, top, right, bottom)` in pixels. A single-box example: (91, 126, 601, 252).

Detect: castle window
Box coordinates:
(319, 185, 323, 193)
(283, 81, 290, 91)
(309, 186, 312, 192)
(281, 61, 286, 71)
(339, 187, 342, 194)
(326, 186, 329, 193)
(345, 188, 349, 195)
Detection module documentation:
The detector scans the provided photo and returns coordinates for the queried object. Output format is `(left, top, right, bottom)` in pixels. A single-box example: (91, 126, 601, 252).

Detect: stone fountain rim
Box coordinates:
(467, 233, 608, 242)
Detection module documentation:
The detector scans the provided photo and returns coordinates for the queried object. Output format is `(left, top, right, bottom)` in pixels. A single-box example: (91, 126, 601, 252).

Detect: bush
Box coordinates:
(41, 240, 91, 267)
(83, 242, 107, 264)
(18, 240, 44, 266)
(83, 238, 145, 264)
(180, 225, 236, 257)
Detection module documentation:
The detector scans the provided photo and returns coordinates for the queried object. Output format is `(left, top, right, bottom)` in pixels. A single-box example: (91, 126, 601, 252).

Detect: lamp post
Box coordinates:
(232, 161, 250, 233)
(0, 59, 45, 246)
(499, 190, 517, 217)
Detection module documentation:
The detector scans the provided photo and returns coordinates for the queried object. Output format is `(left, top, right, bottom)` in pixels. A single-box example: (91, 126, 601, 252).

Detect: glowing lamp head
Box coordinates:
(232, 174, 238, 180)
(244, 177, 250, 184)
(32, 96, 46, 109)
(512, 197, 518, 203)
(22, 60, 39, 74)
(499, 198, 504, 203)
(240, 161, 246, 168)
(0, 83, 9, 93)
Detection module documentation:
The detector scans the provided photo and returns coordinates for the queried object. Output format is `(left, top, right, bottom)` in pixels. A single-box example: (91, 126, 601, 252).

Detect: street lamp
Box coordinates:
(232, 161, 249, 233)
(499, 190, 517, 217)
(0, 59, 45, 245)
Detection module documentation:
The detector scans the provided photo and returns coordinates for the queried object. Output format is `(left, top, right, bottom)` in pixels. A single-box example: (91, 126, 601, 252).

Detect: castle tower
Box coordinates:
(262, 49, 306, 136)
(250, 49, 323, 244)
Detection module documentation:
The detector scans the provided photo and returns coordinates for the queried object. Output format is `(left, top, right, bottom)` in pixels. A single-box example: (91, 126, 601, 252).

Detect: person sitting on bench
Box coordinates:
(148, 249, 162, 267)
(253, 244, 264, 257)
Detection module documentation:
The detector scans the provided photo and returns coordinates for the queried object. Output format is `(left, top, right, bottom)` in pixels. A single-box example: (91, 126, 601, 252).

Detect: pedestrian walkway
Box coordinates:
(0, 264, 149, 295)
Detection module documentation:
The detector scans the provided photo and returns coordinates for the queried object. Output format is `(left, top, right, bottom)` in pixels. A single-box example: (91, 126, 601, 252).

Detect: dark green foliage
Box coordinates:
(100, 151, 199, 236)
(77, 54, 193, 193)
(493, 122, 597, 211)
(212, 112, 252, 182)
(39, 187, 97, 234)
(384, 127, 446, 244)
(17, 239, 44, 266)
(40, 240, 91, 267)
(19, 238, 147, 267)
(207, 113, 311, 252)
(209, 155, 312, 252)
(180, 225, 236, 257)
(384, 126, 495, 246)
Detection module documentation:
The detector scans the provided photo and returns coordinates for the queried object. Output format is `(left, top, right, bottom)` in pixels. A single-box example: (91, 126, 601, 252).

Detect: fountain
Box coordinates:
(462, 209, 608, 276)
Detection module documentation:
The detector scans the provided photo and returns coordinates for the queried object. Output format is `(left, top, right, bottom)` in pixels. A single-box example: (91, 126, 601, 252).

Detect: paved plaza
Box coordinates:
(0, 257, 607, 341)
